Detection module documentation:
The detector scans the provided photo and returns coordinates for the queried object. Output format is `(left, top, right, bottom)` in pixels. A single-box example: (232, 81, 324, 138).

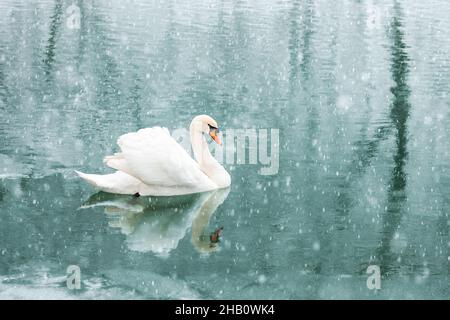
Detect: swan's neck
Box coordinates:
(190, 128, 215, 167)
(189, 124, 231, 188)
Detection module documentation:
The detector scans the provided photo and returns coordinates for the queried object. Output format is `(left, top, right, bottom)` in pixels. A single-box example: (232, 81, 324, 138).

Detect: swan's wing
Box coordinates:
(104, 127, 215, 190)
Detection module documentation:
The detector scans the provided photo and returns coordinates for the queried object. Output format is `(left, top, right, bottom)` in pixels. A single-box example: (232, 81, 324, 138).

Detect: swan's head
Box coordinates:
(190, 114, 222, 145)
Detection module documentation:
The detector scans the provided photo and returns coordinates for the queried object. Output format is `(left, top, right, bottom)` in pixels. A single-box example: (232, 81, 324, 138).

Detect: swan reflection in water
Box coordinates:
(79, 188, 230, 256)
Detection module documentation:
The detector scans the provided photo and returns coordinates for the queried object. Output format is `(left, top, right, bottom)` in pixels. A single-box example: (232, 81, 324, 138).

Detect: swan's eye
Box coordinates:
(208, 124, 219, 132)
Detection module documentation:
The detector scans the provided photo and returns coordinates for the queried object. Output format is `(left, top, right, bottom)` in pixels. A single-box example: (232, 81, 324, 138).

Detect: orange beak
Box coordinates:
(209, 129, 222, 145)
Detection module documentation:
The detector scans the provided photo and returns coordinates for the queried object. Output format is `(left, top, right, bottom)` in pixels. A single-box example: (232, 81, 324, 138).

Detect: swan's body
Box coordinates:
(76, 115, 230, 196)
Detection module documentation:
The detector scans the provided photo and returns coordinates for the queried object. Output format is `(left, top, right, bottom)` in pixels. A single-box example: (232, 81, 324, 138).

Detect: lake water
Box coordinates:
(0, 0, 449, 299)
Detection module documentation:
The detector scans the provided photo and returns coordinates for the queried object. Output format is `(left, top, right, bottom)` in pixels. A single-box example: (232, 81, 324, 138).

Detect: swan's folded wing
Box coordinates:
(105, 127, 216, 190)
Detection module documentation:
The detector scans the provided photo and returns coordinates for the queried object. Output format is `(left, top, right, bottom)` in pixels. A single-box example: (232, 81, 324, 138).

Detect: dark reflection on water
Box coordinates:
(43, 0, 63, 82)
(375, 1, 410, 276)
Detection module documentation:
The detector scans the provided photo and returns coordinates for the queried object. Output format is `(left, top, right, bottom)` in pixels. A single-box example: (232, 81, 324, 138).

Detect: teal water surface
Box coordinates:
(0, 0, 449, 299)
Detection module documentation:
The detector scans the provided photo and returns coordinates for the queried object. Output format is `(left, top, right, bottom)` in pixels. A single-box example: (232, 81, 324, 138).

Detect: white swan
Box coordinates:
(75, 115, 231, 196)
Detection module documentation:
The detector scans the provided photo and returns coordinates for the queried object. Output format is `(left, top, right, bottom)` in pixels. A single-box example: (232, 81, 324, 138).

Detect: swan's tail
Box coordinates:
(75, 170, 151, 194)
(75, 170, 103, 188)
(74, 170, 200, 196)
(75, 170, 142, 195)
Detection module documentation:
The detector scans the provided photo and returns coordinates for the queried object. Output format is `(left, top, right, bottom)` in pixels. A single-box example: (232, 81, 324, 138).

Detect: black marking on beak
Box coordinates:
(208, 124, 218, 132)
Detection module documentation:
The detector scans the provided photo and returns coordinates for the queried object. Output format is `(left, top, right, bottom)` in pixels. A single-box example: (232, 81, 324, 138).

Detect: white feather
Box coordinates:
(76, 116, 230, 196)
